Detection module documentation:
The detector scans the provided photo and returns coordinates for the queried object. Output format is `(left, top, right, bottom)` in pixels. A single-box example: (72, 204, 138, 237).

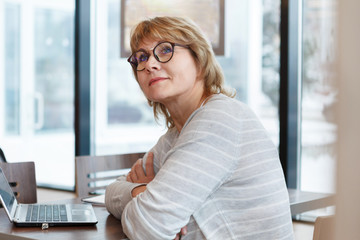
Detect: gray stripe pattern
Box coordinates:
(105, 94, 294, 240)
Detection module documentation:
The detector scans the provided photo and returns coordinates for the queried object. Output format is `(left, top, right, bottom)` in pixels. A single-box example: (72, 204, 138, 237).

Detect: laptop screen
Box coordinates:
(0, 168, 16, 215)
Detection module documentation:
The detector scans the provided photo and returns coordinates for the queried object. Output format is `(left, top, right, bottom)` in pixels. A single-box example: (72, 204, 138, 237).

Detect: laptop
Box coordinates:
(0, 167, 98, 229)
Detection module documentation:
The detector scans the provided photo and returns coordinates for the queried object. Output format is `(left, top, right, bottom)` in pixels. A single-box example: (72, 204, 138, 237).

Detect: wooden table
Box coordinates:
(0, 198, 128, 240)
(0, 189, 335, 240)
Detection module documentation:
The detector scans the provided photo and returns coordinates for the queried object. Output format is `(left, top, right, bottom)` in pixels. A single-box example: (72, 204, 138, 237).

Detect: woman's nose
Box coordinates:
(145, 54, 161, 71)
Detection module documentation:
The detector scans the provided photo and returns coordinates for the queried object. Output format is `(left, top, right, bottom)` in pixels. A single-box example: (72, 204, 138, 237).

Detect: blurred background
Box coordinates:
(0, 0, 337, 220)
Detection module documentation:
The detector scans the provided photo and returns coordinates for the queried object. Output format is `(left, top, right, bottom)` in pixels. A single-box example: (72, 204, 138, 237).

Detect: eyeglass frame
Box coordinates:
(127, 41, 190, 71)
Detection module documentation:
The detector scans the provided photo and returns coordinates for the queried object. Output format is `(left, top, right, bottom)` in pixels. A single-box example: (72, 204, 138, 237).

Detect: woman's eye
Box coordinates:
(138, 54, 148, 62)
(160, 46, 172, 54)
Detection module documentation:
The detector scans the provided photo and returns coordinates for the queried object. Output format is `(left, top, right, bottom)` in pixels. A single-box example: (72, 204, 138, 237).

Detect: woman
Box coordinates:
(105, 16, 294, 240)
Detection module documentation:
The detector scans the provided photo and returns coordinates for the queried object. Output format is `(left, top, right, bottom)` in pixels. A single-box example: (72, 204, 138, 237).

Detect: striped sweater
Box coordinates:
(105, 94, 294, 240)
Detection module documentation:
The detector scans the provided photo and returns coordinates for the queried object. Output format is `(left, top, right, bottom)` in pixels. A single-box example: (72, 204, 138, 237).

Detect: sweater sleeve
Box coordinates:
(104, 132, 172, 219)
(121, 101, 243, 239)
(105, 176, 145, 219)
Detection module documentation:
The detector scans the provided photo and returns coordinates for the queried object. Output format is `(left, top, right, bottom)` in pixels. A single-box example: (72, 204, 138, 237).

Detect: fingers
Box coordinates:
(127, 170, 137, 183)
(180, 226, 188, 235)
(126, 152, 155, 183)
(134, 159, 145, 179)
(173, 233, 180, 240)
(145, 152, 155, 177)
(173, 225, 187, 240)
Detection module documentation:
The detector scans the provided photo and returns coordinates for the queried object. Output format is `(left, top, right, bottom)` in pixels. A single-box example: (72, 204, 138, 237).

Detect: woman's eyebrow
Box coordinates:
(137, 40, 163, 52)
(142, 45, 156, 51)
(136, 48, 149, 52)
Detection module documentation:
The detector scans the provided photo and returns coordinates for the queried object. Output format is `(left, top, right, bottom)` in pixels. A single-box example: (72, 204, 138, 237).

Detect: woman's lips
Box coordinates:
(149, 77, 167, 86)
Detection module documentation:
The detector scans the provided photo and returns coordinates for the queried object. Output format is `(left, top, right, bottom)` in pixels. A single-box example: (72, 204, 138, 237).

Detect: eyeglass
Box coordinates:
(127, 41, 189, 71)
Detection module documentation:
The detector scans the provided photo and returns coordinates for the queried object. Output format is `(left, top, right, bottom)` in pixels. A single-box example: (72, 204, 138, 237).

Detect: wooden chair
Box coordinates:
(75, 152, 145, 198)
(0, 161, 37, 204)
(312, 215, 335, 240)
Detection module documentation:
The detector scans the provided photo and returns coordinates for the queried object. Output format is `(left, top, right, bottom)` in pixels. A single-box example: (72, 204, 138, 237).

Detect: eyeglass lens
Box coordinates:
(131, 42, 175, 71)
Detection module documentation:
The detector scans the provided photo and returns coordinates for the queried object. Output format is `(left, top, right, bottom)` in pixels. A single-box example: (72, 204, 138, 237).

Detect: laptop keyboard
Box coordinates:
(26, 204, 68, 222)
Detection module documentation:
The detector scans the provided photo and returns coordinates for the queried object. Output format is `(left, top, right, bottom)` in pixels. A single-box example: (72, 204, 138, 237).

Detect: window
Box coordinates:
(91, 0, 280, 156)
(3, 3, 20, 135)
(93, 0, 166, 155)
(1, 0, 337, 195)
(0, 0, 75, 190)
(297, 0, 337, 219)
(301, 0, 337, 194)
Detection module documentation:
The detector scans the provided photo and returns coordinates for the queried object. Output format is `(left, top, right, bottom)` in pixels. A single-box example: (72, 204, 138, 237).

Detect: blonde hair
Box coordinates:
(129, 16, 235, 128)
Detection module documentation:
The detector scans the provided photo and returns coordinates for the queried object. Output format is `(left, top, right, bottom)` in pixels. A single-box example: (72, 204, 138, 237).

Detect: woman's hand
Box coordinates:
(174, 226, 188, 240)
(131, 185, 147, 197)
(127, 152, 155, 184)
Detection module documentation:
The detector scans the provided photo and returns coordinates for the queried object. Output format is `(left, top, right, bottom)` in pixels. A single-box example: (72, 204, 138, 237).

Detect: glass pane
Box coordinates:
(4, 3, 21, 135)
(34, 8, 74, 133)
(301, 0, 337, 195)
(1, 1, 75, 190)
(218, 0, 280, 145)
(94, 0, 280, 155)
(261, 0, 281, 144)
(106, 1, 152, 127)
(94, 0, 166, 155)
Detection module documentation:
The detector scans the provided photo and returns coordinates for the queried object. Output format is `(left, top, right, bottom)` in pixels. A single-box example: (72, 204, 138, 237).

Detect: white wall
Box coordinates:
(335, 0, 360, 239)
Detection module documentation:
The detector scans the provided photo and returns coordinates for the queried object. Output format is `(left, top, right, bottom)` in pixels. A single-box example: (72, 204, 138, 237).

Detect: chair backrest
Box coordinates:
(0, 162, 37, 204)
(312, 215, 335, 240)
(75, 152, 145, 197)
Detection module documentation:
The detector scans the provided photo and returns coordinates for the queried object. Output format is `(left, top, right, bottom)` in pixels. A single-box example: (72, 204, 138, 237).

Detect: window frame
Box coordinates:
(75, 0, 92, 156)
(279, 0, 301, 188)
